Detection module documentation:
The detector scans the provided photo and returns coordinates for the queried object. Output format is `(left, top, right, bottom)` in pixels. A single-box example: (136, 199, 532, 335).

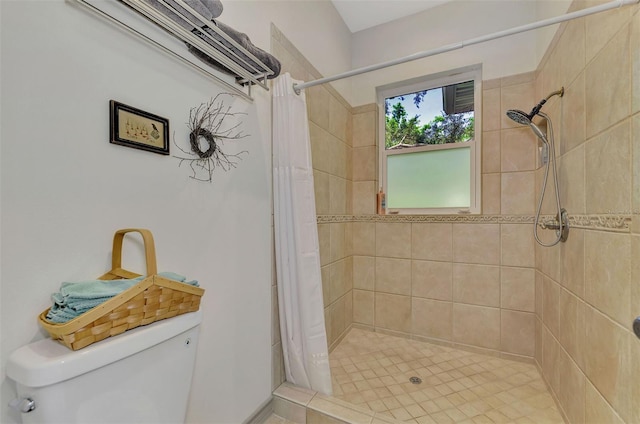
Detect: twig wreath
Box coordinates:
(174, 93, 249, 182)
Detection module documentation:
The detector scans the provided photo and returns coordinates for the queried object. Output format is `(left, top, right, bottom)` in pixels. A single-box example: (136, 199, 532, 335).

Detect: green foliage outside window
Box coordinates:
(384, 96, 474, 149)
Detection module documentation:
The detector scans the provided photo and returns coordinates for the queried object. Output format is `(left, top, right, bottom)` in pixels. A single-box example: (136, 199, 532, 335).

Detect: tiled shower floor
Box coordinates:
(329, 328, 564, 424)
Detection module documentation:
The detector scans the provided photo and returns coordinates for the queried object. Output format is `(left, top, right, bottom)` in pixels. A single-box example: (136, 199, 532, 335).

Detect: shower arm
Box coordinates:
(543, 88, 564, 102)
(530, 87, 565, 118)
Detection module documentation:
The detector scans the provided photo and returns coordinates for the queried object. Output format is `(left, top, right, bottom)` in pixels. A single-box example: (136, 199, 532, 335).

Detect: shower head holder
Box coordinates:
(506, 87, 565, 126)
(529, 87, 564, 118)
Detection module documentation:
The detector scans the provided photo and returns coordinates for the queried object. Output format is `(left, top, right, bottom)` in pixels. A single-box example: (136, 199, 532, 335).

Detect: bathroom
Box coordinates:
(0, 0, 638, 423)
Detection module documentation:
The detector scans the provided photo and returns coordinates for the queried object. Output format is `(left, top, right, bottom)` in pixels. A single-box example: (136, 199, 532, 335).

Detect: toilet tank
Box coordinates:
(7, 310, 202, 424)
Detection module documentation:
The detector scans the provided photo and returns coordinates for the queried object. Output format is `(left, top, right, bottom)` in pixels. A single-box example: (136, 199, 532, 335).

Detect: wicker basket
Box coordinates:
(38, 228, 204, 351)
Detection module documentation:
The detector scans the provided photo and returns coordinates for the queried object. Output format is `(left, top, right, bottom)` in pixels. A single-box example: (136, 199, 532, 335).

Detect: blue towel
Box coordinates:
(45, 272, 199, 323)
(59, 276, 147, 299)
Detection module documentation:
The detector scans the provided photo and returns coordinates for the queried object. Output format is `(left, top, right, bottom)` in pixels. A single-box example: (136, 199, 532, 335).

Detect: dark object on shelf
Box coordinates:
(143, 0, 279, 83)
(188, 20, 281, 82)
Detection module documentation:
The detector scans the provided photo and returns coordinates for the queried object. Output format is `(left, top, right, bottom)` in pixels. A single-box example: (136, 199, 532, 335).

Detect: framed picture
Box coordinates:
(110, 100, 170, 155)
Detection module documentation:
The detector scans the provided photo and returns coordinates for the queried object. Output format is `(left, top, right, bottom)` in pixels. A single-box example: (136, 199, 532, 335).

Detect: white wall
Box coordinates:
(0, 0, 352, 422)
(222, 0, 353, 104)
(349, 0, 552, 106)
(535, 0, 572, 64)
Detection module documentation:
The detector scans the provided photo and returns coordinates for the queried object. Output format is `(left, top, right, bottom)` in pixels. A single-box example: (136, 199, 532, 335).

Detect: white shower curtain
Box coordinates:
(272, 73, 332, 395)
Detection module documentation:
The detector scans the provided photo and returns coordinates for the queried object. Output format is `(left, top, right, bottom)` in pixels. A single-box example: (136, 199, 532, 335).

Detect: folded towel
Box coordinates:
(189, 20, 281, 80)
(45, 272, 199, 323)
(51, 293, 115, 311)
(46, 308, 85, 324)
(144, 0, 223, 31)
(58, 276, 147, 300)
(141, 0, 280, 80)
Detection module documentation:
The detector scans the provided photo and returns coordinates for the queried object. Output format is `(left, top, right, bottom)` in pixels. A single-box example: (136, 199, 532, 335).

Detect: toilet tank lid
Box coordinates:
(7, 310, 202, 388)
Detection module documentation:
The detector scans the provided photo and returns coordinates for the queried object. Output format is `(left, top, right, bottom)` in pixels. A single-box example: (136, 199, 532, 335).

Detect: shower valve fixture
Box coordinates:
(505, 87, 568, 247)
(539, 208, 570, 243)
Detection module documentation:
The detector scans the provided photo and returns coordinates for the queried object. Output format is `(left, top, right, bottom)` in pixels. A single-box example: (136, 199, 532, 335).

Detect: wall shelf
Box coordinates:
(72, 0, 276, 101)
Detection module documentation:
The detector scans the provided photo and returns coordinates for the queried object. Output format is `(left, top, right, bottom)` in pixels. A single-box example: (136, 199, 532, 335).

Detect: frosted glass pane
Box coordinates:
(387, 147, 470, 209)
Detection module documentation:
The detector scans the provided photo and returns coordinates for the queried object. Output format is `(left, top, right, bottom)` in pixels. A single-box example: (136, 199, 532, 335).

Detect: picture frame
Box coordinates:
(110, 100, 170, 155)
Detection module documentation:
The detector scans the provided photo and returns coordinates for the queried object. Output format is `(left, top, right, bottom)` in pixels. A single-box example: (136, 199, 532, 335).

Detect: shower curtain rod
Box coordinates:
(293, 0, 639, 93)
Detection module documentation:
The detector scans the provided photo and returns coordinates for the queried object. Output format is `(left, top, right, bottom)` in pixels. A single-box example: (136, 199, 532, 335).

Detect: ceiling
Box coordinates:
(331, 0, 453, 33)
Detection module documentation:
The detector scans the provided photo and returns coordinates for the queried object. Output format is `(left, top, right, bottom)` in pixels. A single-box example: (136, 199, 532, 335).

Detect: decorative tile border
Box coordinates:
(568, 214, 631, 232)
(351, 214, 505, 223)
(316, 213, 632, 232)
(316, 215, 354, 223)
(316, 214, 534, 224)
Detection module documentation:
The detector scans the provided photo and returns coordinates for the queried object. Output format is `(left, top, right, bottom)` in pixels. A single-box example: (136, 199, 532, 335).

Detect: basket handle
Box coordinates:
(111, 229, 158, 276)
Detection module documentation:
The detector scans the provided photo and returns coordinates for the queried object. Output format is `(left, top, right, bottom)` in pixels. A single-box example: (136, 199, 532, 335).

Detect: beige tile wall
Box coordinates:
(533, 2, 640, 424)
(352, 219, 536, 360)
(352, 106, 378, 215)
(312, 85, 353, 352)
(350, 71, 540, 361)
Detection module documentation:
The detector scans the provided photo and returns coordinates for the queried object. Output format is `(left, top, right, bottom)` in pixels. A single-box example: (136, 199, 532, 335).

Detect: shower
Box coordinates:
(506, 88, 569, 247)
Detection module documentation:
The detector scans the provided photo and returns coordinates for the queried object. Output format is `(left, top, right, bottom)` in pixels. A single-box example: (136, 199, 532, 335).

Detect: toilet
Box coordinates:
(7, 310, 202, 423)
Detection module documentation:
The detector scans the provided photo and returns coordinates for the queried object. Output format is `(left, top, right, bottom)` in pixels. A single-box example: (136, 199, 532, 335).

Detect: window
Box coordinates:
(377, 65, 482, 214)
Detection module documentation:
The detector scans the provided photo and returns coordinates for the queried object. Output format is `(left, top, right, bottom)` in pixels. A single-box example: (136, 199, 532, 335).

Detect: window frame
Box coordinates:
(377, 64, 483, 215)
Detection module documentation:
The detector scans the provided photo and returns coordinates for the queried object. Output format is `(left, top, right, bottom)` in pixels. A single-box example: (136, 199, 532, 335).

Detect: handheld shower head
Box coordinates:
(506, 109, 531, 125)
(506, 109, 548, 142)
